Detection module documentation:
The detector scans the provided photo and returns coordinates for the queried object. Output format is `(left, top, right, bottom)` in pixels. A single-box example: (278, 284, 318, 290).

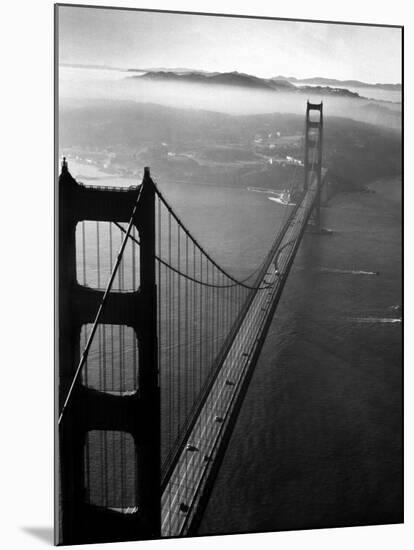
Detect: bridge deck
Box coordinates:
(161, 181, 318, 537)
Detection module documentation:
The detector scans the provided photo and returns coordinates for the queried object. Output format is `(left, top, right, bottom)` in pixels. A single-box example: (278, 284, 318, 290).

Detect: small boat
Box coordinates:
(275, 189, 292, 205)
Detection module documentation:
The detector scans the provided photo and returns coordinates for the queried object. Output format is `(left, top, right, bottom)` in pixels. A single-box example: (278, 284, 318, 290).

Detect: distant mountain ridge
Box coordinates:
(130, 70, 362, 98)
(128, 67, 218, 75)
(273, 75, 401, 91)
(61, 63, 401, 92)
(132, 70, 280, 91)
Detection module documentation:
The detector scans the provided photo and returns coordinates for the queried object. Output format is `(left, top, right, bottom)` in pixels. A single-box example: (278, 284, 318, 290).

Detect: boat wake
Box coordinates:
(348, 317, 402, 324)
(247, 187, 282, 195)
(268, 196, 296, 206)
(248, 187, 295, 206)
(319, 267, 379, 276)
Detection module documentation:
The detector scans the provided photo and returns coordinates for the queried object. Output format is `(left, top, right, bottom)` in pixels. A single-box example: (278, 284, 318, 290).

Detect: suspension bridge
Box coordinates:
(57, 102, 325, 544)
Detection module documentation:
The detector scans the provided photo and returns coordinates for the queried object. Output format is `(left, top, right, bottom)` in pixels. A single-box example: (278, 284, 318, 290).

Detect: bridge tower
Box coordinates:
(304, 101, 323, 230)
(57, 161, 160, 544)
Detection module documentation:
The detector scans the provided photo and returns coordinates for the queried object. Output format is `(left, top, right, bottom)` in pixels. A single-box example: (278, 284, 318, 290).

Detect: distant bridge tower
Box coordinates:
(57, 161, 160, 544)
(304, 101, 323, 230)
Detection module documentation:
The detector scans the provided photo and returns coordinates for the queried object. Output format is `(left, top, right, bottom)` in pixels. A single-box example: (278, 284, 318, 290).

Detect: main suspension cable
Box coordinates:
(113, 221, 270, 290)
(151, 179, 272, 290)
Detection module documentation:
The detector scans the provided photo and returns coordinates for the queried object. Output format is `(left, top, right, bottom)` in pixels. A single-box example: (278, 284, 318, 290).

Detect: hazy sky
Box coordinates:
(58, 6, 402, 83)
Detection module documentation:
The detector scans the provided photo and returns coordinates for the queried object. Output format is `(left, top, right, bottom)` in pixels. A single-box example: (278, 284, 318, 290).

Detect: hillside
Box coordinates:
(59, 100, 401, 191)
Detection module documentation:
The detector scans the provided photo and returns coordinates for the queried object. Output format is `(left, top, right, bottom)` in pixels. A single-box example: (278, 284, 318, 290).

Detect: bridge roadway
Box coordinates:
(161, 180, 319, 537)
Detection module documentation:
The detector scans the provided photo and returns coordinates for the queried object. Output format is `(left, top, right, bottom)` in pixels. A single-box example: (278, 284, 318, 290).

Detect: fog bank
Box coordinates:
(59, 67, 401, 130)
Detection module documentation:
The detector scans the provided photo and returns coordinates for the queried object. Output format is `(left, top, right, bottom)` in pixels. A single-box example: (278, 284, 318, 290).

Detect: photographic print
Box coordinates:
(55, 4, 403, 545)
